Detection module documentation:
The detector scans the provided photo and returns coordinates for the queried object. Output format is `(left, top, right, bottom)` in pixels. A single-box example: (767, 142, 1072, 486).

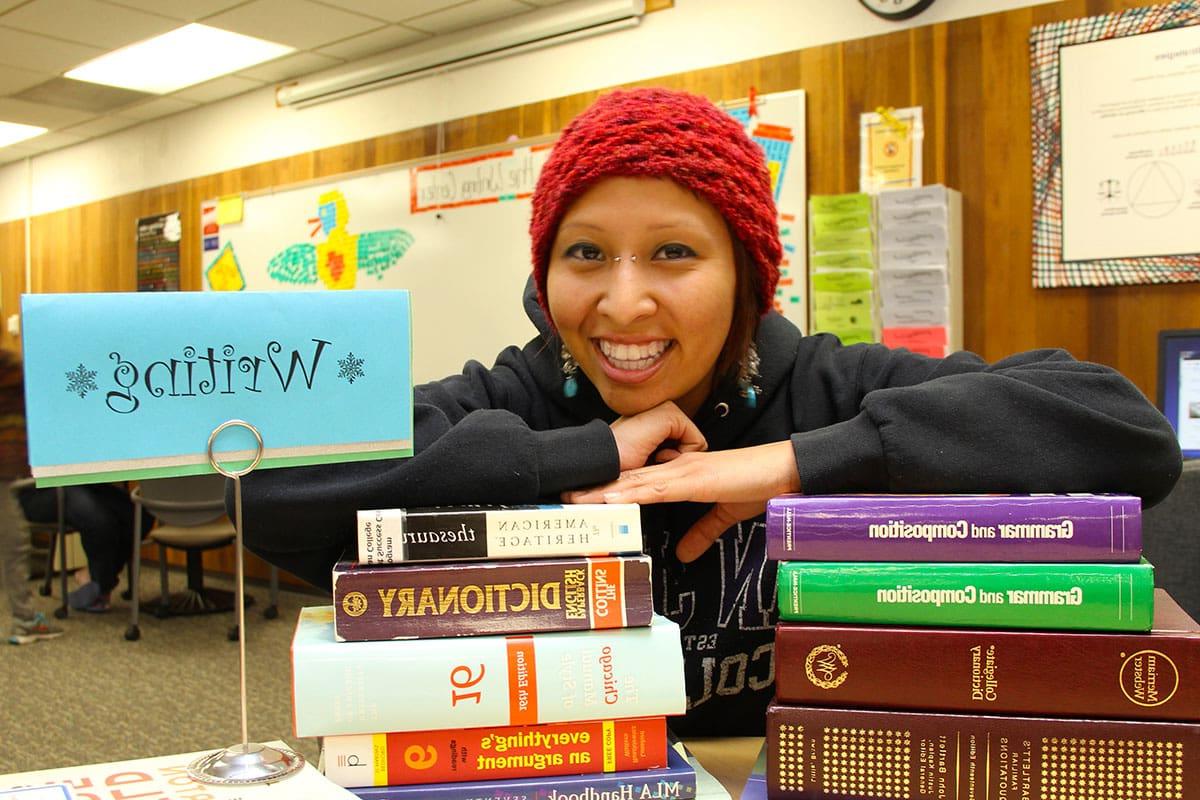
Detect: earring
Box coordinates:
(561, 344, 579, 398)
(737, 342, 760, 408)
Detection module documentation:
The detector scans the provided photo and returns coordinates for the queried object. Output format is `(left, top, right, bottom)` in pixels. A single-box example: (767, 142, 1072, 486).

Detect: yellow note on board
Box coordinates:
(216, 194, 244, 224)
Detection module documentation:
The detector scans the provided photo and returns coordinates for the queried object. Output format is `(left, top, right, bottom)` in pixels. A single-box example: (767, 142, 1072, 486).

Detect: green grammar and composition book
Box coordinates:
(776, 559, 1155, 631)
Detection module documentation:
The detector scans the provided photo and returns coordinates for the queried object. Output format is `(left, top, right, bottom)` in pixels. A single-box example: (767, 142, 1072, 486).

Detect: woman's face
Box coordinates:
(546, 176, 737, 418)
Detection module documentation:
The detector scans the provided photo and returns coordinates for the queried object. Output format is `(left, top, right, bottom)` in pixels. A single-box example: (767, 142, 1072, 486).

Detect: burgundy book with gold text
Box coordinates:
(775, 588, 1198, 721)
(332, 555, 652, 641)
(767, 703, 1199, 799)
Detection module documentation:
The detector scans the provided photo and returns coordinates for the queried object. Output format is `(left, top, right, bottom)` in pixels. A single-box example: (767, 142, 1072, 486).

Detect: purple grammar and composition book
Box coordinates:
(765, 493, 1141, 562)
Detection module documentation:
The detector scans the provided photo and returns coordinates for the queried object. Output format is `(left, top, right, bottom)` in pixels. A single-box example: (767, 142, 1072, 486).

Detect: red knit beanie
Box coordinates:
(530, 87, 782, 324)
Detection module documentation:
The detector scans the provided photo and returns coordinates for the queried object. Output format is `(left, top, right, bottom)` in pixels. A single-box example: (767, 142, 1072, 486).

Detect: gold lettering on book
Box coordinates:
(804, 644, 848, 690)
(376, 582, 564, 617)
(1120, 649, 1180, 707)
(970, 644, 998, 702)
(563, 568, 586, 619)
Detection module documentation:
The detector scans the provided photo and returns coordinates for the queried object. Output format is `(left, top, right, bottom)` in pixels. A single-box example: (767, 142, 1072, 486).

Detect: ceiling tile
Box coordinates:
(100, 0, 246, 20)
(0, 97, 93, 127)
(16, 129, 88, 152)
(205, 0, 380, 50)
(315, 0, 462, 23)
(119, 95, 197, 120)
(14, 77, 152, 114)
(61, 114, 140, 137)
(0, 28, 104, 73)
(315, 24, 428, 60)
(1, 0, 178, 49)
(236, 51, 342, 83)
(0, 65, 55, 95)
(173, 74, 265, 103)
(406, 0, 530, 35)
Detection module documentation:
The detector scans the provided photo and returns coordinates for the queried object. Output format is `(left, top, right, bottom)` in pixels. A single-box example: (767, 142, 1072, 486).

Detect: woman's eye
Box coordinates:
(565, 242, 605, 261)
(655, 243, 696, 260)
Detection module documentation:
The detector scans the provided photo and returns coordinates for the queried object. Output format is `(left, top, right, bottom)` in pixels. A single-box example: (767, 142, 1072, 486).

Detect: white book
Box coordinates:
(356, 504, 643, 563)
(292, 607, 687, 737)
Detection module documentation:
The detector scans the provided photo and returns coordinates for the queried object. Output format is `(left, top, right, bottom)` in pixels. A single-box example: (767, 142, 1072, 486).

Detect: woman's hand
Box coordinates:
(608, 401, 708, 472)
(564, 440, 802, 562)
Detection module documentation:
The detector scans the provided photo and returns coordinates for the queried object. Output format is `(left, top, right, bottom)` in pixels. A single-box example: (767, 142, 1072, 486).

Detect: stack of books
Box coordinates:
(290, 503, 707, 799)
(760, 493, 1199, 799)
(808, 192, 877, 346)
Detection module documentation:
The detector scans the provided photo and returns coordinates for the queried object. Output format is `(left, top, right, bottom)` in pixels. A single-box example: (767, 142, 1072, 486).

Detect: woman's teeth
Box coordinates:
(598, 340, 670, 370)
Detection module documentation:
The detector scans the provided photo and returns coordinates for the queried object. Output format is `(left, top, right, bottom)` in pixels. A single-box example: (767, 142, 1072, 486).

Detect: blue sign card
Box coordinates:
(22, 290, 412, 486)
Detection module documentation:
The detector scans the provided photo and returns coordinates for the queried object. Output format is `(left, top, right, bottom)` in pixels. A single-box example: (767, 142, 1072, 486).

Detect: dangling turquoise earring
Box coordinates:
(737, 342, 761, 408)
(561, 344, 579, 398)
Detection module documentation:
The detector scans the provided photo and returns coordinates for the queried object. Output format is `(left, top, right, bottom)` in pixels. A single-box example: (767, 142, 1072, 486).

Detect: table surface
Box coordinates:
(683, 736, 764, 796)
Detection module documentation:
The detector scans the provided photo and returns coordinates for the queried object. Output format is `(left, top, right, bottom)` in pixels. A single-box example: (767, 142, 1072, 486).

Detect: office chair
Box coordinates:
(8, 478, 74, 619)
(124, 474, 278, 642)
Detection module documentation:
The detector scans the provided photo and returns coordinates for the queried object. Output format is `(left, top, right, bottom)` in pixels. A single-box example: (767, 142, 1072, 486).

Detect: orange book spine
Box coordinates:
(322, 716, 668, 787)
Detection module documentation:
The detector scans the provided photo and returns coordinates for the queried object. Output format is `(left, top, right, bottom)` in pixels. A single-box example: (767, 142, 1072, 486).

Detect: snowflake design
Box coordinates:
(65, 363, 98, 398)
(337, 352, 365, 384)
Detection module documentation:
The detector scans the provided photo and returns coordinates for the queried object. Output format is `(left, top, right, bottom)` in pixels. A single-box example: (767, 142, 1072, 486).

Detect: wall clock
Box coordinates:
(858, 0, 937, 21)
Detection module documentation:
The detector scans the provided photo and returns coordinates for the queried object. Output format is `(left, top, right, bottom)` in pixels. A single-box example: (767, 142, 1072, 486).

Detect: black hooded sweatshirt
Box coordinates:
(238, 280, 1182, 736)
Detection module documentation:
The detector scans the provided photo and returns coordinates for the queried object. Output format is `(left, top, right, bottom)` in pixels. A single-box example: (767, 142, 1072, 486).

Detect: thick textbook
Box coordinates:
(345, 738, 698, 800)
(0, 741, 356, 799)
(322, 716, 667, 786)
(332, 555, 653, 641)
(766, 493, 1141, 562)
(357, 504, 643, 563)
(292, 607, 686, 737)
(767, 703, 1199, 799)
(775, 588, 1199, 720)
(776, 558, 1154, 631)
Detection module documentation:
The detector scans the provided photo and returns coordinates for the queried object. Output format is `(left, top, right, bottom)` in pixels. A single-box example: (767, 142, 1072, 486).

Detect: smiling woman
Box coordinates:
(239, 86, 1182, 736)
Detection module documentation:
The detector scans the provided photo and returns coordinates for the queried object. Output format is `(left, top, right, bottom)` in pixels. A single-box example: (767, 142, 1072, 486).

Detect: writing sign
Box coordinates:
(410, 145, 552, 213)
(22, 290, 412, 486)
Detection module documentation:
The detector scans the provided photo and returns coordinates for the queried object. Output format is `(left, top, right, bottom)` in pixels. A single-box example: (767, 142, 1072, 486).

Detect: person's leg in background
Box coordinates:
(3, 481, 63, 643)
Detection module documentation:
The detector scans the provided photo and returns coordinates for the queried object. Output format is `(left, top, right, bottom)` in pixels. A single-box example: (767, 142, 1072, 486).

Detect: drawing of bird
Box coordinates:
(267, 189, 413, 289)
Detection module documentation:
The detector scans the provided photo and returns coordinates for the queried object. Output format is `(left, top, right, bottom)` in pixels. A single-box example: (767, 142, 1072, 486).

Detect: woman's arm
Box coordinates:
(570, 339, 1183, 560)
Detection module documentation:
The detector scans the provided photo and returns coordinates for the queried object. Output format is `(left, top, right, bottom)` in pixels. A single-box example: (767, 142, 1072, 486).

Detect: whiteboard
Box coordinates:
(201, 90, 806, 385)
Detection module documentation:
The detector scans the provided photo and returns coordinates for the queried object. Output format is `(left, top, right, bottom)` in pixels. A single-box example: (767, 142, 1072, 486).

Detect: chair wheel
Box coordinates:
(53, 607, 68, 620)
(124, 625, 140, 641)
(263, 605, 278, 620)
(38, 585, 51, 597)
(227, 625, 239, 641)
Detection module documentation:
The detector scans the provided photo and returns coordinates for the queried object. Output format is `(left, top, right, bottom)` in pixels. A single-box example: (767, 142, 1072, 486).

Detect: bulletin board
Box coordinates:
(201, 90, 806, 384)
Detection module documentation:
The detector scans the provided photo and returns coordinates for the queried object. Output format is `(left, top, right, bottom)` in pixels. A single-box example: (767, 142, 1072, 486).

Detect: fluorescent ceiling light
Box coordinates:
(66, 24, 294, 95)
(0, 121, 47, 148)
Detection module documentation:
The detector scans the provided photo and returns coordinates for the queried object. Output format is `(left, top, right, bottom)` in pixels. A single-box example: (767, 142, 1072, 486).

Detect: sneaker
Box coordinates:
(8, 612, 65, 645)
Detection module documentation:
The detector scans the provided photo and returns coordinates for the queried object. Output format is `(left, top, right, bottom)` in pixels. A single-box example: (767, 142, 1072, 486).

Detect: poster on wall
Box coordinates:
(859, 106, 923, 193)
(1031, 2, 1200, 287)
(201, 89, 806, 383)
(136, 211, 180, 291)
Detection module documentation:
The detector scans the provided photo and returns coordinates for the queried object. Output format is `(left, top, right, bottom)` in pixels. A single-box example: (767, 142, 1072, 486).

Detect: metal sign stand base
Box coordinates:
(188, 419, 305, 786)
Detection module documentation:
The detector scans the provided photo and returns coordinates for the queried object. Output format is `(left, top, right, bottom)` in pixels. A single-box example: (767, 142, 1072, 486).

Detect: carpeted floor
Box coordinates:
(0, 566, 328, 776)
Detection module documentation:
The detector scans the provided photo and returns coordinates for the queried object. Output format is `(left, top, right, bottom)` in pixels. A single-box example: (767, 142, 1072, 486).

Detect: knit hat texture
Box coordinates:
(529, 87, 782, 323)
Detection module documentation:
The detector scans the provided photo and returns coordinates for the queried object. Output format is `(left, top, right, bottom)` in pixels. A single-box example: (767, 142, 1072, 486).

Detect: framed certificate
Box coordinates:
(1157, 328, 1200, 459)
(1031, 4, 1200, 288)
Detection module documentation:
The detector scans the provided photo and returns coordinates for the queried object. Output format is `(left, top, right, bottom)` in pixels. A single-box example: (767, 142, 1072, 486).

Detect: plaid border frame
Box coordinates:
(1030, 1, 1200, 288)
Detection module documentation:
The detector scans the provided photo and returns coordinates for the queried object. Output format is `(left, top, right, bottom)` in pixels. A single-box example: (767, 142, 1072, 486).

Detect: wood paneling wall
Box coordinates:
(1, 0, 1191, 584)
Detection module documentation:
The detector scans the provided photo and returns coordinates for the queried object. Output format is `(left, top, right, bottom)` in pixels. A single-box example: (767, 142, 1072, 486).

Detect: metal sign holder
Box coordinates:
(187, 419, 305, 785)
